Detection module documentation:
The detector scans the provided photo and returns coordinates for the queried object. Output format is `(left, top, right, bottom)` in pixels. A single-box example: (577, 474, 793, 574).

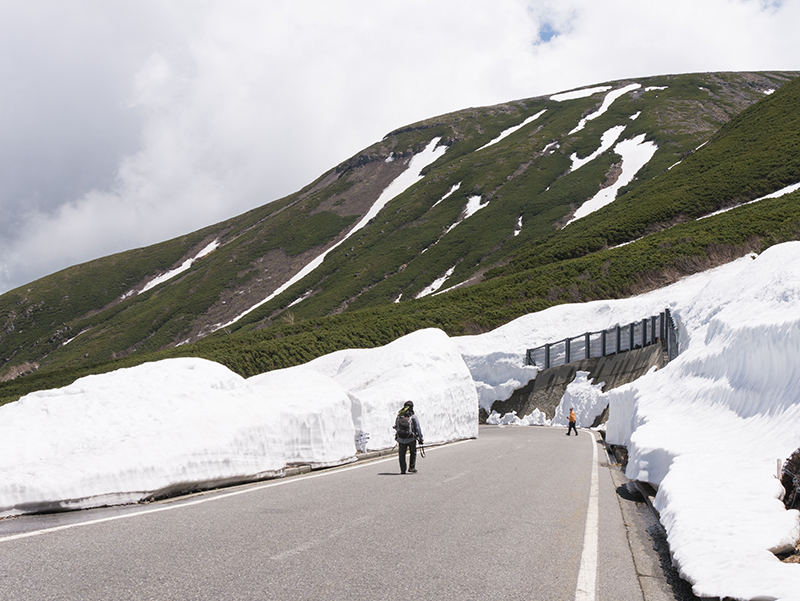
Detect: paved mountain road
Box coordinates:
(1, 427, 658, 600)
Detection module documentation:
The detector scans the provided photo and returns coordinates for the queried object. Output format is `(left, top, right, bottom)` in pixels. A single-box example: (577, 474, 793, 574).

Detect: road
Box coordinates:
(0, 426, 684, 601)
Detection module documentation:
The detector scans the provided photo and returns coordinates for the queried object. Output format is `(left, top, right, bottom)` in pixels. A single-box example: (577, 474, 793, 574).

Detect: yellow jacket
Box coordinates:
(569, 409, 576, 423)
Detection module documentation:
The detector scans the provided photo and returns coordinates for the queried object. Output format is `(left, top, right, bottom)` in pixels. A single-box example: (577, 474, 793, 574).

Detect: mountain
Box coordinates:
(2, 70, 800, 403)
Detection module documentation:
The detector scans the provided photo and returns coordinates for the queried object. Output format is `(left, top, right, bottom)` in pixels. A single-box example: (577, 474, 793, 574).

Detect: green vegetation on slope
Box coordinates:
(1, 71, 798, 397)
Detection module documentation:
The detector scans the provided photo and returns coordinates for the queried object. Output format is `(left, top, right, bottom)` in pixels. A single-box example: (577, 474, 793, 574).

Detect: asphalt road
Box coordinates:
(0, 426, 684, 601)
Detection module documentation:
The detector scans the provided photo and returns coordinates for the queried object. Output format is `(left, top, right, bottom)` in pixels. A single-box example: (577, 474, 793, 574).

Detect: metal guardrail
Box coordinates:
(525, 308, 677, 368)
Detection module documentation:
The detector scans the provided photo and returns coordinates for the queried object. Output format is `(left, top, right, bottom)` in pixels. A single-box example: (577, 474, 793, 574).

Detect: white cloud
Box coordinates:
(1, 0, 798, 293)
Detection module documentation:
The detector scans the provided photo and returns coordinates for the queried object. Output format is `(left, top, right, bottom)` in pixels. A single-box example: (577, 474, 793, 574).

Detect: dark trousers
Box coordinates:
(398, 440, 417, 473)
(567, 421, 578, 436)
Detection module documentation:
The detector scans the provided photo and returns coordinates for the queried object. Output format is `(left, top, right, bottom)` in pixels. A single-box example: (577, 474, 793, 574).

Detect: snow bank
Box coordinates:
(304, 328, 478, 450)
(486, 409, 549, 426)
(247, 367, 357, 468)
(0, 359, 285, 518)
(604, 243, 800, 600)
(458, 245, 800, 598)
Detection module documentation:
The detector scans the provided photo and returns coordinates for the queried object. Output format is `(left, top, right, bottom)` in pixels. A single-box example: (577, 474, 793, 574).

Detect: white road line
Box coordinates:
(575, 431, 599, 601)
(0, 440, 471, 544)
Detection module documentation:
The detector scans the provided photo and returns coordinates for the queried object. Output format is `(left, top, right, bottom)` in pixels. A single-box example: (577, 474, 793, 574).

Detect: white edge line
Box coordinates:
(575, 431, 599, 601)
(0, 439, 473, 544)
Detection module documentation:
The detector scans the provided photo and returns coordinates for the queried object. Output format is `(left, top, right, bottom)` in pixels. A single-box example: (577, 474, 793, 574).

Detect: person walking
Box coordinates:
(394, 401, 423, 474)
(567, 407, 578, 436)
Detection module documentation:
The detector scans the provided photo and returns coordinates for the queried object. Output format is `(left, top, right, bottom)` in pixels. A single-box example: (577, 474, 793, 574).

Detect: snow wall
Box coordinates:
(457, 243, 800, 601)
(603, 243, 800, 600)
(0, 328, 477, 518)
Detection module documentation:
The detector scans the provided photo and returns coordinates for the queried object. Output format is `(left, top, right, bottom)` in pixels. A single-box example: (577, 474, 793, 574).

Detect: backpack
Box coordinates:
(396, 414, 415, 439)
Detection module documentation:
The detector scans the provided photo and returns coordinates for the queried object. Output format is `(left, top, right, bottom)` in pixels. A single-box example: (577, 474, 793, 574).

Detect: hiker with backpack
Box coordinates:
(394, 401, 423, 474)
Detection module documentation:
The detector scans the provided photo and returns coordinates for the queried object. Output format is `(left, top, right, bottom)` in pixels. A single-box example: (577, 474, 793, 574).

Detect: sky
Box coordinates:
(1, 0, 799, 294)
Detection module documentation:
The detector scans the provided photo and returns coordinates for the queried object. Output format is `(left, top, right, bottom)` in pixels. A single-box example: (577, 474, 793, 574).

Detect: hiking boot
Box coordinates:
(409, 468, 417, 473)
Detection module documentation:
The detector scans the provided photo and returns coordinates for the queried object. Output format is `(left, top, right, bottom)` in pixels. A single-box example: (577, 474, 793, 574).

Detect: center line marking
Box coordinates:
(575, 431, 599, 601)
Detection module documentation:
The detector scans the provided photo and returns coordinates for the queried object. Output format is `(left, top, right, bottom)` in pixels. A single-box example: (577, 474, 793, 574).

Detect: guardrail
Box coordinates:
(525, 308, 677, 368)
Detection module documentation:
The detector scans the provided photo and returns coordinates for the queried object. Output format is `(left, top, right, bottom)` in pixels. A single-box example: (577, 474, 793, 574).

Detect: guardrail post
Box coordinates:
(651, 316, 658, 342)
(665, 308, 674, 360)
(565, 338, 571, 364)
(629, 322, 635, 350)
(601, 330, 607, 357)
(544, 343, 551, 369)
(616, 325, 621, 354)
(585, 332, 591, 359)
(642, 318, 648, 347)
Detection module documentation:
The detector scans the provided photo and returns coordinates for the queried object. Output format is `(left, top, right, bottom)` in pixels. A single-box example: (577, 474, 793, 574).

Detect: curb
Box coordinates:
(634, 480, 661, 523)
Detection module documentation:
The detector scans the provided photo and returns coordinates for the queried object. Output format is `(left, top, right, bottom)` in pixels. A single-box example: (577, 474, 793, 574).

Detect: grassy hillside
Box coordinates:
(1, 71, 799, 404)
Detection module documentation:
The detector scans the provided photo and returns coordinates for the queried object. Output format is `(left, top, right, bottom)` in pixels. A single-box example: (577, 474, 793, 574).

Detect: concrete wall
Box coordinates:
(486, 344, 667, 425)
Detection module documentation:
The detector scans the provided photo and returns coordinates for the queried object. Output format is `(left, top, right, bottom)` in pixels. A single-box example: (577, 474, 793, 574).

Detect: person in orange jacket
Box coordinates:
(567, 407, 578, 436)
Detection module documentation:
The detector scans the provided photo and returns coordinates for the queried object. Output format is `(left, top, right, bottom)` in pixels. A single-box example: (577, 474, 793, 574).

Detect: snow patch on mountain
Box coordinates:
(215, 137, 447, 328)
(569, 83, 641, 134)
(570, 125, 626, 172)
(550, 86, 611, 102)
(416, 266, 456, 299)
(445, 196, 489, 235)
(432, 182, 461, 209)
(567, 133, 658, 224)
(476, 109, 547, 152)
(124, 239, 220, 299)
(701, 181, 800, 220)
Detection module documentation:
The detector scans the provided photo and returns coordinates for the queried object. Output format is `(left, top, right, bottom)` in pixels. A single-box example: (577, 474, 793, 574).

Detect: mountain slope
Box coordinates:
(1, 70, 799, 391)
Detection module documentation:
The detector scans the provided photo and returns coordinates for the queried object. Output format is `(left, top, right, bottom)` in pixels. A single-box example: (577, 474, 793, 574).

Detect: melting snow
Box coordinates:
(444, 196, 489, 234)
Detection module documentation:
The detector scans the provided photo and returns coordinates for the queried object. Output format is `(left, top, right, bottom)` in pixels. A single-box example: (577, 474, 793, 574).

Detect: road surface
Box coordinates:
(0, 426, 687, 600)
